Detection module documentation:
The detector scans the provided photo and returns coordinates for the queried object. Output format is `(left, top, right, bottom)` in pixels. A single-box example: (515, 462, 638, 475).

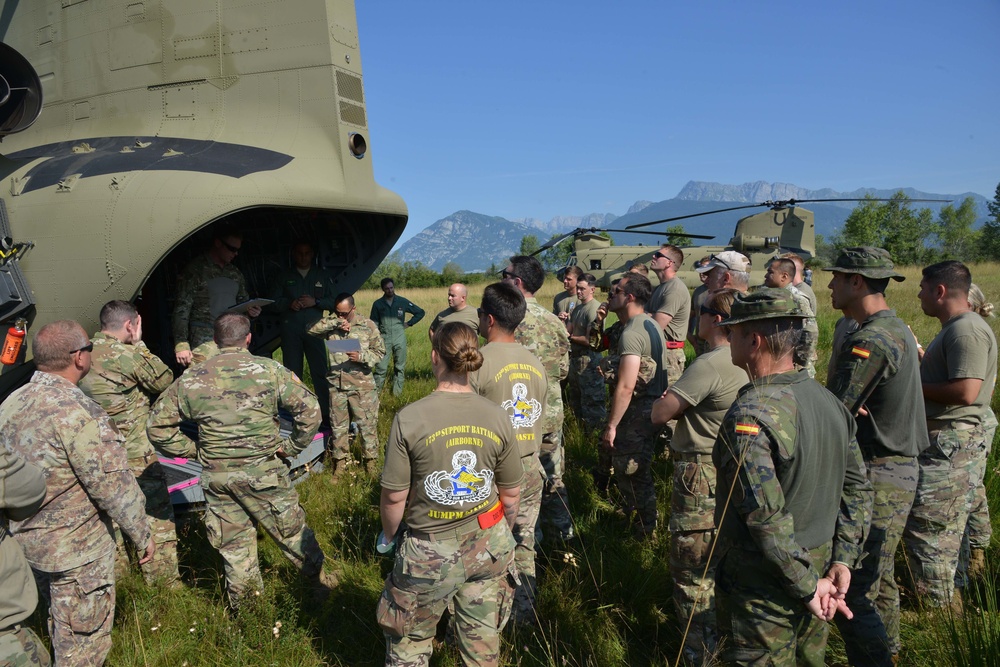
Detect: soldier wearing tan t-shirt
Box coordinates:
(428, 283, 480, 339)
(646, 244, 690, 384)
(566, 273, 607, 429)
(652, 288, 748, 664)
(469, 283, 547, 625)
(378, 322, 522, 666)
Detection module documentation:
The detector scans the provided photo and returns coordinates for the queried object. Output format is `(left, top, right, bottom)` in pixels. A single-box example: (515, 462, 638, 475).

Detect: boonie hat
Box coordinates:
(719, 288, 808, 326)
(696, 251, 751, 274)
(823, 246, 905, 281)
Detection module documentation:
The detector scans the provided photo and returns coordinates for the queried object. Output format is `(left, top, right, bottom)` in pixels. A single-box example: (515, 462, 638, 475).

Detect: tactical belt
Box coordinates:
(672, 451, 709, 464)
(927, 419, 976, 432)
(407, 499, 504, 541)
(665, 341, 685, 349)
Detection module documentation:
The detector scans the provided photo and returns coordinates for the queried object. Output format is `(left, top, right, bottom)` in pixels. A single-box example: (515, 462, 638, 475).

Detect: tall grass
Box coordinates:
(25, 268, 1000, 665)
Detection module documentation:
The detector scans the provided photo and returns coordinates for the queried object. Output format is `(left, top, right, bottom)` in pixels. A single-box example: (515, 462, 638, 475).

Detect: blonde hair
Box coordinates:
(432, 322, 483, 374)
(969, 283, 995, 318)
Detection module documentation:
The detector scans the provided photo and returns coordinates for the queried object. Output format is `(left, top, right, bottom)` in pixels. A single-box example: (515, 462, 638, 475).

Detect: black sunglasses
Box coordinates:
(70, 342, 94, 354)
(222, 240, 241, 254)
(500, 269, 518, 280)
(709, 254, 733, 270)
(700, 305, 727, 318)
(651, 251, 671, 262)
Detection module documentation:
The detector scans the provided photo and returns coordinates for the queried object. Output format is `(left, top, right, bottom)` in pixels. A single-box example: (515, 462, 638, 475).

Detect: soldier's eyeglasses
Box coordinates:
(700, 306, 727, 318)
(335, 309, 353, 317)
(222, 240, 241, 254)
(651, 252, 671, 263)
(500, 269, 517, 280)
(709, 254, 733, 270)
(70, 342, 94, 354)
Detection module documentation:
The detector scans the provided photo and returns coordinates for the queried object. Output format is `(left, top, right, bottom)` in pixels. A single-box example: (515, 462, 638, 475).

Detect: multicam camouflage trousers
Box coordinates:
(513, 454, 544, 622)
(904, 420, 991, 607)
(0, 625, 50, 666)
(836, 455, 917, 666)
(34, 550, 115, 667)
(957, 411, 998, 587)
(716, 542, 833, 667)
(329, 383, 380, 461)
(377, 520, 517, 667)
(669, 452, 717, 665)
(127, 453, 180, 583)
(202, 459, 325, 607)
(566, 351, 607, 430)
(665, 347, 686, 386)
(610, 396, 659, 535)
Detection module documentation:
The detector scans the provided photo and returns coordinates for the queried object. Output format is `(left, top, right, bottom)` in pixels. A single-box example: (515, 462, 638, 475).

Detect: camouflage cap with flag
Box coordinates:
(719, 288, 808, 325)
(822, 246, 905, 281)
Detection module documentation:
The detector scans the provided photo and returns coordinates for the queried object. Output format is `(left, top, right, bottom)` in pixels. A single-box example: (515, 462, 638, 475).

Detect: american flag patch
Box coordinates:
(851, 346, 871, 359)
(735, 423, 760, 436)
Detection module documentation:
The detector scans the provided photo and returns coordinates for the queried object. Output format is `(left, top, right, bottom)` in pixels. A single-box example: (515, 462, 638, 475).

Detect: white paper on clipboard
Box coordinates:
(326, 338, 362, 354)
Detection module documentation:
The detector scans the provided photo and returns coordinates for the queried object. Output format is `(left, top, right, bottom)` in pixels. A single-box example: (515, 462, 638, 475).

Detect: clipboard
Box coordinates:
(226, 298, 273, 314)
(326, 338, 362, 354)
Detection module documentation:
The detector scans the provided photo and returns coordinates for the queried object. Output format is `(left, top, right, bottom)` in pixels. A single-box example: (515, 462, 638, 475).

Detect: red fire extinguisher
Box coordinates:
(1, 318, 27, 365)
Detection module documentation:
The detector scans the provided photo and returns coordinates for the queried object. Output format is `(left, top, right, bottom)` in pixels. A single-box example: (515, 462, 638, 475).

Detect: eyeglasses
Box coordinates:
(709, 254, 733, 270)
(700, 305, 728, 318)
(651, 251, 671, 263)
(70, 342, 94, 354)
(610, 286, 625, 297)
(334, 309, 353, 317)
(222, 240, 241, 254)
(500, 269, 517, 280)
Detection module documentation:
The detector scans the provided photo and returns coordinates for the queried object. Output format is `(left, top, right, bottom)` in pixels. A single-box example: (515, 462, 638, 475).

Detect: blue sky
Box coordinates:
(356, 1, 1000, 246)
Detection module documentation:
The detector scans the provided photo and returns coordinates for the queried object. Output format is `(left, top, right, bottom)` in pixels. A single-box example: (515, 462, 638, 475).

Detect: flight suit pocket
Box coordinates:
(376, 577, 418, 638)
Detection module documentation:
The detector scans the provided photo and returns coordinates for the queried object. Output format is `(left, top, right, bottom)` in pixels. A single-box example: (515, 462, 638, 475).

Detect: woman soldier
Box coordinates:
(376, 322, 523, 666)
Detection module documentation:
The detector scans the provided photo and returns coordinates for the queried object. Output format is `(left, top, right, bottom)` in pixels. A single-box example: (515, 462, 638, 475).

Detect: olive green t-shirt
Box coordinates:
(669, 345, 749, 454)
(922, 311, 998, 423)
(646, 276, 691, 342)
(469, 342, 548, 458)
(569, 298, 601, 352)
(430, 306, 480, 336)
(381, 391, 523, 532)
(619, 313, 670, 397)
(553, 290, 575, 316)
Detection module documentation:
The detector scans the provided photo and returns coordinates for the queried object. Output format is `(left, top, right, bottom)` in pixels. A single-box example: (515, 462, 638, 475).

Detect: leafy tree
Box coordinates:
(665, 224, 690, 246)
(835, 192, 936, 265)
(936, 197, 981, 261)
(519, 234, 541, 257)
(981, 183, 1000, 261)
(441, 261, 463, 285)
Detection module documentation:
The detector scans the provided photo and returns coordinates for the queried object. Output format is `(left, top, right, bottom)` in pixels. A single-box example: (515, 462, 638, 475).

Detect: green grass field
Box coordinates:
(63, 266, 1000, 665)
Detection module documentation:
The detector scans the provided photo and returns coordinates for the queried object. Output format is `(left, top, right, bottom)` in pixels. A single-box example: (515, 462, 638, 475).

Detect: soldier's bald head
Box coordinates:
(214, 313, 251, 348)
(33, 320, 90, 371)
(450, 283, 468, 298)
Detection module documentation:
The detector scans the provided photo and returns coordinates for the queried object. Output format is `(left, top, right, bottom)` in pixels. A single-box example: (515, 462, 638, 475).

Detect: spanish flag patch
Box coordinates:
(851, 346, 871, 359)
(735, 423, 760, 436)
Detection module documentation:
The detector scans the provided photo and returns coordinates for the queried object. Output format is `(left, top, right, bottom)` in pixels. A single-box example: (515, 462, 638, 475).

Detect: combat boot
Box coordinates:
(329, 457, 348, 482)
(969, 547, 987, 579)
(364, 459, 380, 476)
(308, 567, 341, 604)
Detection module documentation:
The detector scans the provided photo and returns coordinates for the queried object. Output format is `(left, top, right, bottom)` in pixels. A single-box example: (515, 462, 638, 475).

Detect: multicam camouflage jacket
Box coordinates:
(307, 314, 385, 390)
(172, 254, 249, 352)
(515, 297, 569, 435)
(147, 348, 321, 468)
(787, 284, 819, 369)
(79, 332, 174, 459)
(713, 370, 873, 600)
(0, 371, 151, 572)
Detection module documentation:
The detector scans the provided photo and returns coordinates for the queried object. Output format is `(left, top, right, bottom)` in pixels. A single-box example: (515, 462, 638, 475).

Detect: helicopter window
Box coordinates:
(589, 259, 602, 270)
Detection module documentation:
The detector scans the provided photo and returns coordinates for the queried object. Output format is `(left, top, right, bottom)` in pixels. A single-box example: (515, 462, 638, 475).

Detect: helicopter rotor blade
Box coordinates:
(625, 203, 767, 230)
(528, 229, 583, 257)
(618, 229, 714, 240)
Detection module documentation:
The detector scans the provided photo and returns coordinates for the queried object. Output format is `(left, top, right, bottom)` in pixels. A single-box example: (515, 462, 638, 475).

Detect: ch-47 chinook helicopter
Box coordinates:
(0, 0, 407, 400)
(0, 0, 406, 501)
(540, 197, 947, 289)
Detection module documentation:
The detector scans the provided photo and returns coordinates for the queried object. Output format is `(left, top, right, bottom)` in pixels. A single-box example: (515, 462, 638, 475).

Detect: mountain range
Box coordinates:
(391, 181, 991, 272)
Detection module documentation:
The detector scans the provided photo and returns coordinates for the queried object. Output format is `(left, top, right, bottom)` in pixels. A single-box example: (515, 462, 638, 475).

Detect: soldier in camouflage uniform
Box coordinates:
(566, 274, 607, 430)
(824, 247, 927, 665)
(471, 283, 548, 624)
(504, 256, 574, 543)
(172, 227, 261, 367)
(308, 293, 386, 477)
(370, 277, 425, 396)
(646, 244, 690, 384)
(601, 273, 669, 539)
(713, 289, 873, 666)
(764, 257, 818, 377)
(651, 288, 748, 665)
(148, 313, 336, 609)
(0, 442, 51, 666)
(780, 252, 818, 315)
(0, 320, 153, 667)
(78, 300, 180, 584)
(378, 322, 522, 666)
(903, 261, 998, 608)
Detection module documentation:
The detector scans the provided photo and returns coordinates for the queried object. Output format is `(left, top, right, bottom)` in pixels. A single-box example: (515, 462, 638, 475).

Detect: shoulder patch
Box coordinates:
(735, 422, 760, 436)
(851, 346, 871, 359)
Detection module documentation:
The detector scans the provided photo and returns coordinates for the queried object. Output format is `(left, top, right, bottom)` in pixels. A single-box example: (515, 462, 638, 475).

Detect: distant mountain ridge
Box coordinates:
(394, 181, 991, 272)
